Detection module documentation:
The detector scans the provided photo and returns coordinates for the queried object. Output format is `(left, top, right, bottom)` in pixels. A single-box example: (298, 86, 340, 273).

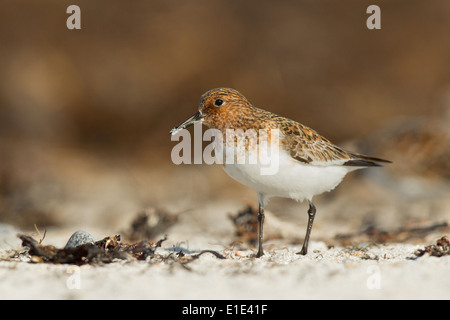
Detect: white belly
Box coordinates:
(222, 149, 357, 202)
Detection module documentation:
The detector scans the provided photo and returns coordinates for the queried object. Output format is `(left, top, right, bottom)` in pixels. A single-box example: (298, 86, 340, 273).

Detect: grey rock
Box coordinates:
(65, 230, 96, 248)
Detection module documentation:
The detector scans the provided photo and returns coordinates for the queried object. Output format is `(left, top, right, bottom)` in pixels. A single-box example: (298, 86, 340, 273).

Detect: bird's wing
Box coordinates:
(280, 121, 390, 167)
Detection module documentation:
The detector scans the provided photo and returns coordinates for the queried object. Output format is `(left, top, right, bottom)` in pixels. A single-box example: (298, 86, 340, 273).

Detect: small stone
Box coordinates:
(65, 230, 96, 248)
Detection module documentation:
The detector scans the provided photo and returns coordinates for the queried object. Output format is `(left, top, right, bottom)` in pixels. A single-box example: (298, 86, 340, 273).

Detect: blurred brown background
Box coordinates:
(0, 1, 449, 235)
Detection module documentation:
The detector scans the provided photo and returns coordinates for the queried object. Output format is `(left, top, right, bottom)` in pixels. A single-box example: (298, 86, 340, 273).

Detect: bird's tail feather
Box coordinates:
(344, 153, 392, 167)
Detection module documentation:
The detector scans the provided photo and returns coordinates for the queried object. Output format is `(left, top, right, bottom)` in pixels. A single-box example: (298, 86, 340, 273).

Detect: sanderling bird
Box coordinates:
(170, 88, 391, 257)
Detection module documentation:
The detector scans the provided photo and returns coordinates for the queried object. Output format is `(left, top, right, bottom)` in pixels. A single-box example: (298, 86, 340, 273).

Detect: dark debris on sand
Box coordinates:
(415, 236, 450, 258)
(228, 204, 259, 245)
(18, 234, 167, 265)
(17, 233, 225, 267)
(125, 208, 178, 242)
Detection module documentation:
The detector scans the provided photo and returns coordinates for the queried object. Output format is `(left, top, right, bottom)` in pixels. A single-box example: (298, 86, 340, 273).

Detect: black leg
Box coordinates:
(297, 201, 316, 255)
(256, 203, 265, 258)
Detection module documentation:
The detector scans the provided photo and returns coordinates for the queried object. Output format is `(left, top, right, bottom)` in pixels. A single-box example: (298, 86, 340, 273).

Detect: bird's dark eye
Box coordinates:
(214, 98, 224, 107)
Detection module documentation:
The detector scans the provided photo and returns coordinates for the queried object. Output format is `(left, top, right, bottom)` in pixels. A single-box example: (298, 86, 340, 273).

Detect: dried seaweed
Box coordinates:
(191, 250, 226, 260)
(125, 208, 178, 241)
(18, 233, 167, 265)
(415, 236, 450, 258)
(17, 233, 227, 268)
(228, 204, 259, 245)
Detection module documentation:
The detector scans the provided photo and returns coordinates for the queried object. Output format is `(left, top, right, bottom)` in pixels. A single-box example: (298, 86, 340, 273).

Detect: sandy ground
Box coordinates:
(1, 191, 449, 300)
(1, 234, 449, 300)
(0, 145, 449, 300)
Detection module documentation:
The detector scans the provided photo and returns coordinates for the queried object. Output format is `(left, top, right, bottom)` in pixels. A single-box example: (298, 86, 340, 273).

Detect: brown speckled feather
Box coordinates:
(273, 114, 390, 166)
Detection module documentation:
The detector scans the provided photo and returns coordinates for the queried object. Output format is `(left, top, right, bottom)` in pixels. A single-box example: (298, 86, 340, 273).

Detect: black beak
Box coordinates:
(169, 111, 204, 135)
